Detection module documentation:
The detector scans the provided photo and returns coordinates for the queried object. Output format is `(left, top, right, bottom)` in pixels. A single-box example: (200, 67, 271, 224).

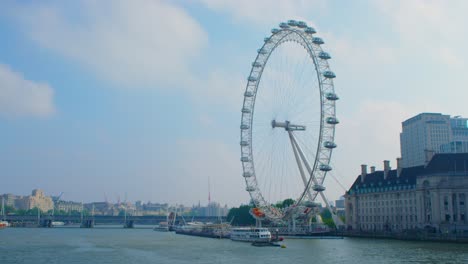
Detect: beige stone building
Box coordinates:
(15, 189, 54, 212)
(56, 201, 83, 213)
(1, 193, 19, 207)
(345, 153, 468, 233)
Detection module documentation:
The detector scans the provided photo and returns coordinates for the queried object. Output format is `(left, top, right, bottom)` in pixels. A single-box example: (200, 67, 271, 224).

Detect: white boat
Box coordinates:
(175, 221, 205, 232)
(230, 227, 271, 242)
(51, 221, 65, 227)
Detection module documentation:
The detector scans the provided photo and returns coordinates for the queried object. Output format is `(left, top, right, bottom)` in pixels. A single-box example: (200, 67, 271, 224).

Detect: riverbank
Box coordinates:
(343, 231, 468, 243)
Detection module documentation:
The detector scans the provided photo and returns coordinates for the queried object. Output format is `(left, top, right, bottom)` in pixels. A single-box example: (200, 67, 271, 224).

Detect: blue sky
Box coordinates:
(1, 1, 468, 206)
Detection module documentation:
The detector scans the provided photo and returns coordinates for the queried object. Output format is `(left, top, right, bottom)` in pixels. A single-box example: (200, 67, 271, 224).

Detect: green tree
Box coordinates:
(321, 208, 332, 219)
(227, 205, 255, 226)
(274, 198, 295, 208)
(3, 205, 16, 215)
(26, 207, 41, 216)
(320, 209, 336, 229)
(69, 210, 82, 216)
(281, 198, 295, 208)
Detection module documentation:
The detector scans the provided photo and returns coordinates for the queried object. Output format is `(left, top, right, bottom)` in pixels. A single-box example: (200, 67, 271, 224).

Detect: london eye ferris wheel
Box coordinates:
(240, 20, 341, 225)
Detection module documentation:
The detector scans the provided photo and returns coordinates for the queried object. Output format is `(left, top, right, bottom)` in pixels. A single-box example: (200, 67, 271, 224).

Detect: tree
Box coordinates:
(274, 198, 295, 209)
(3, 205, 15, 215)
(227, 205, 255, 226)
(281, 198, 295, 208)
(26, 207, 41, 216)
(320, 208, 336, 229)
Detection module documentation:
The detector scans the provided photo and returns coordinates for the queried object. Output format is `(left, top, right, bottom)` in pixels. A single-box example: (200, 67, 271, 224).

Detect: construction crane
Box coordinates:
(52, 192, 64, 203)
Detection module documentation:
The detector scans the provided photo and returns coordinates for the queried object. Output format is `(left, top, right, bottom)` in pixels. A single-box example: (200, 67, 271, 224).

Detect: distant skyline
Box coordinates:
(1, 1, 468, 206)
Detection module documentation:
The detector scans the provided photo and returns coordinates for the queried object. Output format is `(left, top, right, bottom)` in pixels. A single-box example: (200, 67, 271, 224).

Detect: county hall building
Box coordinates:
(345, 113, 468, 233)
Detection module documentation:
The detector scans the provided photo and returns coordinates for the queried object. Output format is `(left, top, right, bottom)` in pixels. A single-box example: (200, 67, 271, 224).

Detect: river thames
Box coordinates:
(1, 227, 468, 264)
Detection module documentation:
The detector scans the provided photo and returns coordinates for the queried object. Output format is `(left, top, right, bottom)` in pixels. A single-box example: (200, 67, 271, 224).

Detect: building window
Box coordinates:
(445, 214, 450, 222)
(444, 196, 449, 211)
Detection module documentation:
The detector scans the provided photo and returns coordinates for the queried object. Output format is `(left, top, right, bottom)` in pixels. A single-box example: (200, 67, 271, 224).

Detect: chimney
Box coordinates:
(396, 158, 402, 177)
(424, 149, 435, 166)
(370, 166, 376, 173)
(383, 160, 390, 180)
(360, 164, 367, 183)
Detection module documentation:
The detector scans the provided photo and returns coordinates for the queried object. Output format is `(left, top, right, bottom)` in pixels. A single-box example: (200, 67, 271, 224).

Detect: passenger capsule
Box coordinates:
(297, 21, 307, 28)
(241, 108, 251, 113)
(318, 52, 331, 60)
(241, 157, 250, 162)
(279, 22, 289, 29)
(243, 172, 252, 177)
(246, 186, 256, 192)
(264, 37, 271, 43)
(305, 27, 316, 34)
(326, 117, 339, 125)
(240, 124, 250, 130)
(304, 201, 321, 207)
(287, 20, 298, 26)
(312, 184, 326, 192)
(240, 141, 249, 146)
(252, 62, 262, 68)
(325, 92, 339, 101)
(312, 37, 324, 45)
(257, 48, 268, 55)
(319, 164, 332, 172)
(248, 76, 257, 82)
(271, 28, 280, 34)
(323, 141, 337, 149)
(323, 71, 336, 79)
(244, 91, 254, 97)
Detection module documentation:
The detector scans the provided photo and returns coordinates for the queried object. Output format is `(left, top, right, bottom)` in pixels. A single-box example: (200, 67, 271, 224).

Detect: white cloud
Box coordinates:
(11, 0, 208, 89)
(328, 100, 415, 197)
(170, 139, 245, 206)
(0, 63, 55, 118)
(190, 70, 244, 109)
(200, 0, 327, 26)
(375, 0, 468, 68)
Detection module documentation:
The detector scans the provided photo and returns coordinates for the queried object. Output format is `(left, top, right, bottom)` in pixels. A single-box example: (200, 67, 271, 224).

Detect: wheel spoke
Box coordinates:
(240, 21, 339, 225)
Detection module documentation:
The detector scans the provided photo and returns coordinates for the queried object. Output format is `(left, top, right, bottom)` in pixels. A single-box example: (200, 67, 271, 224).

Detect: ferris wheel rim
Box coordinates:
(240, 21, 338, 222)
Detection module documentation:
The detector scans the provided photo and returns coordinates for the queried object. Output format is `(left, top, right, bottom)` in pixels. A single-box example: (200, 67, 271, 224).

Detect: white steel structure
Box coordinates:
(240, 20, 341, 226)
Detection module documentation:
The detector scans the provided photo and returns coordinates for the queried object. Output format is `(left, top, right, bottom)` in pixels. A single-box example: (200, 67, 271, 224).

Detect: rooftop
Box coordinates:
(348, 153, 468, 195)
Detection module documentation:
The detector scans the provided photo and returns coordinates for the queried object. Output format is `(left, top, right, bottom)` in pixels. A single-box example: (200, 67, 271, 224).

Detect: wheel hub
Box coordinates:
(271, 120, 306, 131)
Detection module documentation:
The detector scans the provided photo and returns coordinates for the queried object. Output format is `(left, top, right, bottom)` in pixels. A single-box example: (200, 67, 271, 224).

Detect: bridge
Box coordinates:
(4, 215, 227, 226)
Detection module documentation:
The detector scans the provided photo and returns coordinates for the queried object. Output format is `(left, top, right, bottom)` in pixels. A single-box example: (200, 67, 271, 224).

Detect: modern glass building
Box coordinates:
(400, 113, 468, 168)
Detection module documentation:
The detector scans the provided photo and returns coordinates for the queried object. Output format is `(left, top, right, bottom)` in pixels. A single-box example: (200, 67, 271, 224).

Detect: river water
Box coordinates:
(1, 227, 468, 264)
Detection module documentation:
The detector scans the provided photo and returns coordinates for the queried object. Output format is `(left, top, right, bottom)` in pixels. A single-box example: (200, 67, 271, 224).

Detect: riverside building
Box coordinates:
(345, 155, 468, 233)
(1, 189, 54, 212)
(400, 113, 468, 168)
(346, 112, 468, 233)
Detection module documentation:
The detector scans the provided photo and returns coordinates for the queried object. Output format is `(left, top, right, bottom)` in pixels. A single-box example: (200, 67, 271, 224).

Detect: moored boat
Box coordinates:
(230, 227, 271, 242)
(51, 221, 65, 227)
(175, 222, 231, 238)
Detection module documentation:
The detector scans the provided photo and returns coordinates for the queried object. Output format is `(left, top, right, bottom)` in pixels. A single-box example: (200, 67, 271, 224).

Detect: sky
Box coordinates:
(1, 0, 468, 207)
